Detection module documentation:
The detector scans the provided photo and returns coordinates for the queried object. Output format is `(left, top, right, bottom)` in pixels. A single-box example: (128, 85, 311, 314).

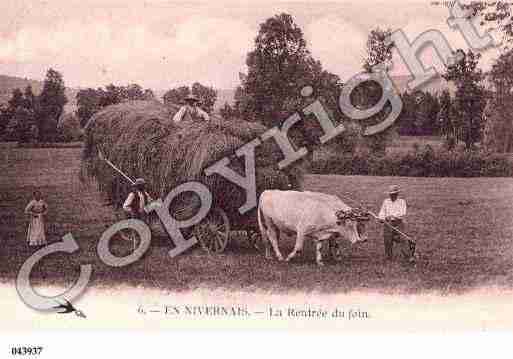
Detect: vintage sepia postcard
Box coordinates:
(1, 0, 513, 355)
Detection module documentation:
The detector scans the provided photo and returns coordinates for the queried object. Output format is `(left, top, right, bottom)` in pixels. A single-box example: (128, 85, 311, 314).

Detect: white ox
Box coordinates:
(257, 190, 368, 266)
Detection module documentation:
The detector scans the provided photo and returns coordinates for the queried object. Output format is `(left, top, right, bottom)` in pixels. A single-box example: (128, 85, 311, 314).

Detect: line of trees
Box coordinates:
(0, 68, 68, 142)
(3, 8, 509, 154)
(76, 84, 155, 127)
(218, 14, 492, 154)
(70, 6, 513, 155)
(217, 17, 446, 156)
(76, 82, 217, 128)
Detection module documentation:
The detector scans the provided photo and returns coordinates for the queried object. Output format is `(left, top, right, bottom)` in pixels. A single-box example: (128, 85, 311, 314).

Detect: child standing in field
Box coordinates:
(24, 191, 48, 246)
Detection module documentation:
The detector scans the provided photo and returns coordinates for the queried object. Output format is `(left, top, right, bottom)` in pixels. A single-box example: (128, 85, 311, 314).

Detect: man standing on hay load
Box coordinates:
(378, 185, 415, 265)
(123, 178, 153, 224)
(172, 94, 210, 123)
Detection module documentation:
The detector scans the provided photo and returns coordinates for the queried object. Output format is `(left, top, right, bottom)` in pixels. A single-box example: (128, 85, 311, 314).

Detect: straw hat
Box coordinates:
(387, 185, 400, 194)
(184, 94, 200, 103)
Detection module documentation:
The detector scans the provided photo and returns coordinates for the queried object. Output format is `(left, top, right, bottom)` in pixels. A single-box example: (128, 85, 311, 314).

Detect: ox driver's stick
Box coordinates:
(365, 210, 416, 244)
(339, 192, 416, 244)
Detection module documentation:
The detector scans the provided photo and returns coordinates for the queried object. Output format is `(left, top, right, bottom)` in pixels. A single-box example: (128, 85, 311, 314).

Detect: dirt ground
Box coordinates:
(1, 147, 513, 294)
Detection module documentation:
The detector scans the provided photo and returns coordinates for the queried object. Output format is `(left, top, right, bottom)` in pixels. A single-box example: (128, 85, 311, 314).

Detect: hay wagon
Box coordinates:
(82, 100, 302, 255)
(166, 169, 300, 254)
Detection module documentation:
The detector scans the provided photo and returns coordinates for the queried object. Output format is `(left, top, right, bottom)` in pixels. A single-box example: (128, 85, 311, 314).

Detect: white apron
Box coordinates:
(25, 199, 48, 246)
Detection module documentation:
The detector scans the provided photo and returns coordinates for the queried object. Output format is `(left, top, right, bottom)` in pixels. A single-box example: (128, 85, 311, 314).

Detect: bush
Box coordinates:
(311, 145, 513, 177)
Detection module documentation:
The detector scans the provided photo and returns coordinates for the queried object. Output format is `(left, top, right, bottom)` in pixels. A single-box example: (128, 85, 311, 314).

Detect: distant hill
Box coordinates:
(0, 75, 78, 114)
(0, 73, 457, 116)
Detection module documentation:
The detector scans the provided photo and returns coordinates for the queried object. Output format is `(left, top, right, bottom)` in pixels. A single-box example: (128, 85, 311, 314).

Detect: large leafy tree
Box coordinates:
(352, 27, 395, 155)
(2, 87, 38, 141)
(437, 89, 459, 149)
(442, 50, 486, 149)
(38, 68, 68, 141)
(235, 13, 342, 129)
(483, 49, 513, 152)
(239, 13, 311, 124)
(230, 13, 345, 185)
(363, 27, 394, 72)
(469, 3, 513, 151)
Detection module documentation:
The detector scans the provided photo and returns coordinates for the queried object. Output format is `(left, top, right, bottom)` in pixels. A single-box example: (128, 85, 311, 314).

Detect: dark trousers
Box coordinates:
(384, 219, 413, 261)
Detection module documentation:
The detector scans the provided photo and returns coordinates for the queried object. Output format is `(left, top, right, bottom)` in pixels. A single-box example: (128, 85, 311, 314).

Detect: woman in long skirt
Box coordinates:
(25, 190, 48, 246)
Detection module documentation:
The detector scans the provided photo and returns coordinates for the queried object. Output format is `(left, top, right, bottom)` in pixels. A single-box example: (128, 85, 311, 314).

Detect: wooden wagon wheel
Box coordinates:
(193, 207, 231, 253)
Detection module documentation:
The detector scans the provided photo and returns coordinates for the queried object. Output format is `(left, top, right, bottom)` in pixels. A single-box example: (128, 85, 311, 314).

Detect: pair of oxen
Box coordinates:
(257, 190, 371, 266)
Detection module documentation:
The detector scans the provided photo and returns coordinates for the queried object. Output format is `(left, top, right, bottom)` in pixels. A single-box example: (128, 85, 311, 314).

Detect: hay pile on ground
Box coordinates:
(81, 100, 293, 225)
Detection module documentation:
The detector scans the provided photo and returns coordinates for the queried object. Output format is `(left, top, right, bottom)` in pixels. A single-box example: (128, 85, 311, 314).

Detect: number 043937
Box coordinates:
(11, 346, 43, 356)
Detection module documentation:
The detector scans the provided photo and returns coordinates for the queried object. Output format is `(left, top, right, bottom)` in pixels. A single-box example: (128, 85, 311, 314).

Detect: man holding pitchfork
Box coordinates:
(123, 178, 153, 224)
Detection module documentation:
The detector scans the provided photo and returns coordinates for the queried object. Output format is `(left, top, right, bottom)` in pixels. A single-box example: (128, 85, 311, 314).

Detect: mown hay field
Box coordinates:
(1, 147, 513, 294)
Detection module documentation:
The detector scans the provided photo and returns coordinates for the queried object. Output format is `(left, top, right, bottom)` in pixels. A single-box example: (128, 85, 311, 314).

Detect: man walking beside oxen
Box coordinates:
(378, 185, 415, 265)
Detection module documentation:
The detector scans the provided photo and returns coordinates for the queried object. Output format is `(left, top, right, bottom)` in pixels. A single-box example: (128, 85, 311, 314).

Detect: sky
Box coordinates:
(0, 0, 504, 90)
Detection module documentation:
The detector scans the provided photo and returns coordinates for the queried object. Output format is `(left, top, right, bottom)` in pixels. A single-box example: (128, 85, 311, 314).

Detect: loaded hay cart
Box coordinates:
(81, 100, 302, 254)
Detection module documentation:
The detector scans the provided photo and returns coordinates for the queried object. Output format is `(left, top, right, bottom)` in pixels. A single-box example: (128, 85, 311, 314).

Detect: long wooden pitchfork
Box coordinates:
(97, 149, 138, 250)
(97, 149, 135, 185)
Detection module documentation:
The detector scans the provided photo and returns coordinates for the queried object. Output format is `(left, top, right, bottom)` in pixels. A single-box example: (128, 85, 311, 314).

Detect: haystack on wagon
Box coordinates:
(81, 100, 300, 253)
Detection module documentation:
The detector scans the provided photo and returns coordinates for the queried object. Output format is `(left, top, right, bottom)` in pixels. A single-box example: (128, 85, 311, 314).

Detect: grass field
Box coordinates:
(389, 136, 443, 148)
(1, 147, 513, 294)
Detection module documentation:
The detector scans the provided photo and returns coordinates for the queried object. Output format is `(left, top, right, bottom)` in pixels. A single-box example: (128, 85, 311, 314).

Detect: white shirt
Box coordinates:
(123, 191, 151, 213)
(378, 198, 406, 220)
(172, 105, 210, 123)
